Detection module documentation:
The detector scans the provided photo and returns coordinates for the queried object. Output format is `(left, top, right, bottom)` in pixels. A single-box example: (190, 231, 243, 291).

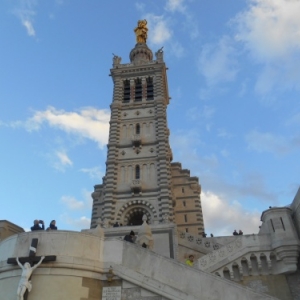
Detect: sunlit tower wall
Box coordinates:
(91, 21, 204, 235)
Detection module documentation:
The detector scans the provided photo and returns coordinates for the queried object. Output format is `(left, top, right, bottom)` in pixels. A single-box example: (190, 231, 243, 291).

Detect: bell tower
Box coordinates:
(91, 20, 204, 235)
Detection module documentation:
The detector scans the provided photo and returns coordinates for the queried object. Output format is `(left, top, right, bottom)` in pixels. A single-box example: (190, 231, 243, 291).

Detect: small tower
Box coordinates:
(91, 20, 204, 235)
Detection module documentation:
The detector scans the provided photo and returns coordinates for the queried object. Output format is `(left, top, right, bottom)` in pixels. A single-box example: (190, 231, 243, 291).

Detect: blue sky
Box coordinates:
(1, 0, 299, 236)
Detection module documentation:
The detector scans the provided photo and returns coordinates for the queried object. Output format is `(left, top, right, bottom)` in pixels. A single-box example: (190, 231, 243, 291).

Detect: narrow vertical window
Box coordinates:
(270, 219, 275, 232)
(280, 217, 285, 231)
(183, 200, 186, 207)
(136, 123, 140, 134)
(146, 77, 154, 100)
(135, 78, 142, 101)
(185, 228, 189, 233)
(135, 165, 140, 179)
(123, 80, 130, 102)
(184, 214, 187, 222)
(182, 187, 185, 193)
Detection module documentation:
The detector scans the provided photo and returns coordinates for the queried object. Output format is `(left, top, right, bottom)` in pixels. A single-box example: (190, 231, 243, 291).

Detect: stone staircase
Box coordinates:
(108, 240, 278, 300)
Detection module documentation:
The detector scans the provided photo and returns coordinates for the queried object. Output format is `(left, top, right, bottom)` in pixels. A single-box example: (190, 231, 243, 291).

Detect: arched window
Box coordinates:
(136, 123, 140, 134)
(123, 80, 130, 102)
(146, 77, 154, 100)
(135, 78, 142, 101)
(135, 165, 140, 179)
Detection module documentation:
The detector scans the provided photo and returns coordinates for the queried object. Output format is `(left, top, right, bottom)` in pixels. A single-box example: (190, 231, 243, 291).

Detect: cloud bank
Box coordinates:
(234, 0, 300, 93)
(25, 106, 110, 148)
(202, 191, 261, 236)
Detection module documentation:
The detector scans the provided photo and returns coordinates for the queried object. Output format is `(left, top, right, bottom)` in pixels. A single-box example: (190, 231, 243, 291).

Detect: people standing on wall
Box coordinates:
(47, 220, 57, 231)
(238, 230, 243, 235)
(31, 220, 44, 231)
(233, 230, 238, 235)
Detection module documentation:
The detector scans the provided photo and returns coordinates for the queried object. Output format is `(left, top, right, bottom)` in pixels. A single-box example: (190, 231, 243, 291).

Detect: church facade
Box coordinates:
(1, 21, 300, 300)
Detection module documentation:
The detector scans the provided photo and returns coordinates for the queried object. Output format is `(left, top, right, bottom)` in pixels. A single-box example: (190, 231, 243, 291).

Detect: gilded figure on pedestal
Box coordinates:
(134, 20, 148, 43)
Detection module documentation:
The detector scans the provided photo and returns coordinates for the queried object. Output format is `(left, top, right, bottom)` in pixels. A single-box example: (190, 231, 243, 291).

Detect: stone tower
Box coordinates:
(91, 21, 204, 235)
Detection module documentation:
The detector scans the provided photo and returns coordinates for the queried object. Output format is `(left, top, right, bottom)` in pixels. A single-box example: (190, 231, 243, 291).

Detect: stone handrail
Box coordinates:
(197, 234, 278, 274)
(178, 230, 223, 253)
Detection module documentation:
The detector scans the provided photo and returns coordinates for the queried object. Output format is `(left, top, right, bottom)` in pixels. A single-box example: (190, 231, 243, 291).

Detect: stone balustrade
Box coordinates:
(114, 60, 157, 68)
(178, 230, 223, 253)
(197, 234, 300, 281)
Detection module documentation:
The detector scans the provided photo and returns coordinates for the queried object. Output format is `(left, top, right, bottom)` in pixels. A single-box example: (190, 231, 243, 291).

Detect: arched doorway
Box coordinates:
(123, 207, 152, 226)
(117, 200, 158, 226)
(127, 210, 144, 226)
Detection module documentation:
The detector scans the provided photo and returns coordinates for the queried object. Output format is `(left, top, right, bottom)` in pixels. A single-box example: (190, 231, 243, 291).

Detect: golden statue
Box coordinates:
(134, 20, 148, 43)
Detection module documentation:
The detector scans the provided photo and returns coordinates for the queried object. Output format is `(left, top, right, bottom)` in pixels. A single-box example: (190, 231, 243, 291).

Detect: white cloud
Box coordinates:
(22, 19, 35, 36)
(245, 130, 290, 155)
(145, 14, 172, 45)
(61, 189, 92, 211)
(13, 0, 37, 37)
(56, 150, 72, 166)
(135, 2, 145, 11)
(198, 36, 238, 86)
(235, 0, 300, 62)
(25, 106, 110, 148)
(165, 0, 186, 13)
(80, 167, 103, 180)
(61, 196, 85, 210)
(234, 0, 300, 92)
(53, 150, 73, 171)
(62, 214, 91, 230)
(202, 191, 261, 236)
